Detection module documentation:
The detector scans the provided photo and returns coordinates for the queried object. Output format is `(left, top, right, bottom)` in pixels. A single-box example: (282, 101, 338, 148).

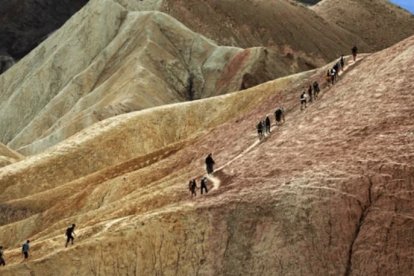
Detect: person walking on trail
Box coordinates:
(205, 153, 215, 175)
(265, 116, 271, 134)
(312, 81, 320, 100)
(308, 85, 313, 103)
(189, 179, 197, 197)
(330, 68, 336, 85)
(274, 107, 285, 125)
(352, 46, 358, 61)
(340, 55, 345, 71)
(333, 63, 340, 80)
(200, 177, 208, 195)
(300, 91, 307, 110)
(65, 224, 76, 247)
(22, 240, 30, 260)
(257, 121, 264, 139)
(326, 70, 331, 86)
(0, 246, 5, 266)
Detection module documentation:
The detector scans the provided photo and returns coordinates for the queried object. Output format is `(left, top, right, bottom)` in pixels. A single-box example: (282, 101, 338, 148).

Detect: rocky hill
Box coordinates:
(0, 0, 308, 156)
(0, 32, 412, 275)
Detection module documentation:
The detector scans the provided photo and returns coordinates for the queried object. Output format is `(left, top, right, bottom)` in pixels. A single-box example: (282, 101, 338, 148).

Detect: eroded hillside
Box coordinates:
(0, 0, 296, 155)
(1, 0, 413, 157)
(0, 34, 412, 275)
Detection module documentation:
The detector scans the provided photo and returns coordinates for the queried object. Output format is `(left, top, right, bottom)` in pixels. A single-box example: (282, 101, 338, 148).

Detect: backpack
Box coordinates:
(66, 227, 72, 237)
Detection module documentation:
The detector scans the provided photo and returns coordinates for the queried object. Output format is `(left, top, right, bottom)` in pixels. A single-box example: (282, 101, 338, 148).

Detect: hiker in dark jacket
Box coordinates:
(308, 85, 313, 103)
(312, 81, 320, 99)
(274, 107, 285, 125)
(257, 121, 264, 139)
(65, 224, 76, 247)
(340, 55, 345, 70)
(189, 179, 197, 197)
(200, 177, 209, 195)
(265, 116, 271, 134)
(205, 153, 215, 174)
(352, 46, 358, 61)
(22, 240, 30, 260)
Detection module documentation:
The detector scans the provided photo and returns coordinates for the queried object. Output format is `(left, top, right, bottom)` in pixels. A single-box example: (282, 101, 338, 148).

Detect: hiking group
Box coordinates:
(0, 224, 76, 265)
(257, 107, 285, 140)
(188, 153, 215, 197)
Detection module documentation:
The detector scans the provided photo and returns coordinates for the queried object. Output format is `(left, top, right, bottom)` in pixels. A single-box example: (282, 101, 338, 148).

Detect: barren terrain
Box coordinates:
(0, 33, 412, 275)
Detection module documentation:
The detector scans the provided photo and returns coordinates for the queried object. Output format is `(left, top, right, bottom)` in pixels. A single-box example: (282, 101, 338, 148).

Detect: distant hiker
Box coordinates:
(257, 121, 263, 139)
(205, 153, 215, 174)
(300, 91, 307, 110)
(22, 240, 30, 260)
(265, 116, 271, 134)
(333, 63, 340, 80)
(326, 70, 331, 85)
(340, 55, 345, 70)
(200, 177, 208, 195)
(330, 68, 336, 85)
(308, 85, 313, 102)
(65, 224, 76, 247)
(312, 81, 320, 99)
(274, 107, 285, 125)
(189, 179, 197, 197)
(352, 46, 358, 61)
(0, 246, 5, 266)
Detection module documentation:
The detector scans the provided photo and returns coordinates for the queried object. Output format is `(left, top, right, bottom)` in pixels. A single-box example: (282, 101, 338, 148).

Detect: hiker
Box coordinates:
(274, 107, 285, 125)
(300, 91, 307, 110)
(22, 240, 30, 260)
(265, 116, 271, 134)
(308, 85, 313, 102)
(333, 63, 340, 81)
(257, 121, 263, 139)
(200, 177, 208, 195)
(340, 55, 345, 70)
(189, 179, 197, 197)
(330, 68, 336, 85)
(65, 224, 76, 247)
(312, 81, 320, 99)
(326, 70, 331, 85)
(352, 46, 358, 61)
(0, 246, 5, 266)
(205, 153, 215, 174)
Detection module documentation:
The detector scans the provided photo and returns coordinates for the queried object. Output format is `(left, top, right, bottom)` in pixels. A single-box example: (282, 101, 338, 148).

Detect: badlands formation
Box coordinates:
(0, 0, 413, 275)
(1, 0, 414, 156)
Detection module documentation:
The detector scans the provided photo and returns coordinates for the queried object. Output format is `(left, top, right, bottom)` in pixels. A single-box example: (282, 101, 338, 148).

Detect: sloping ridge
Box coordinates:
(0, 0, 292, 156)
(0, 35, 412, 275)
